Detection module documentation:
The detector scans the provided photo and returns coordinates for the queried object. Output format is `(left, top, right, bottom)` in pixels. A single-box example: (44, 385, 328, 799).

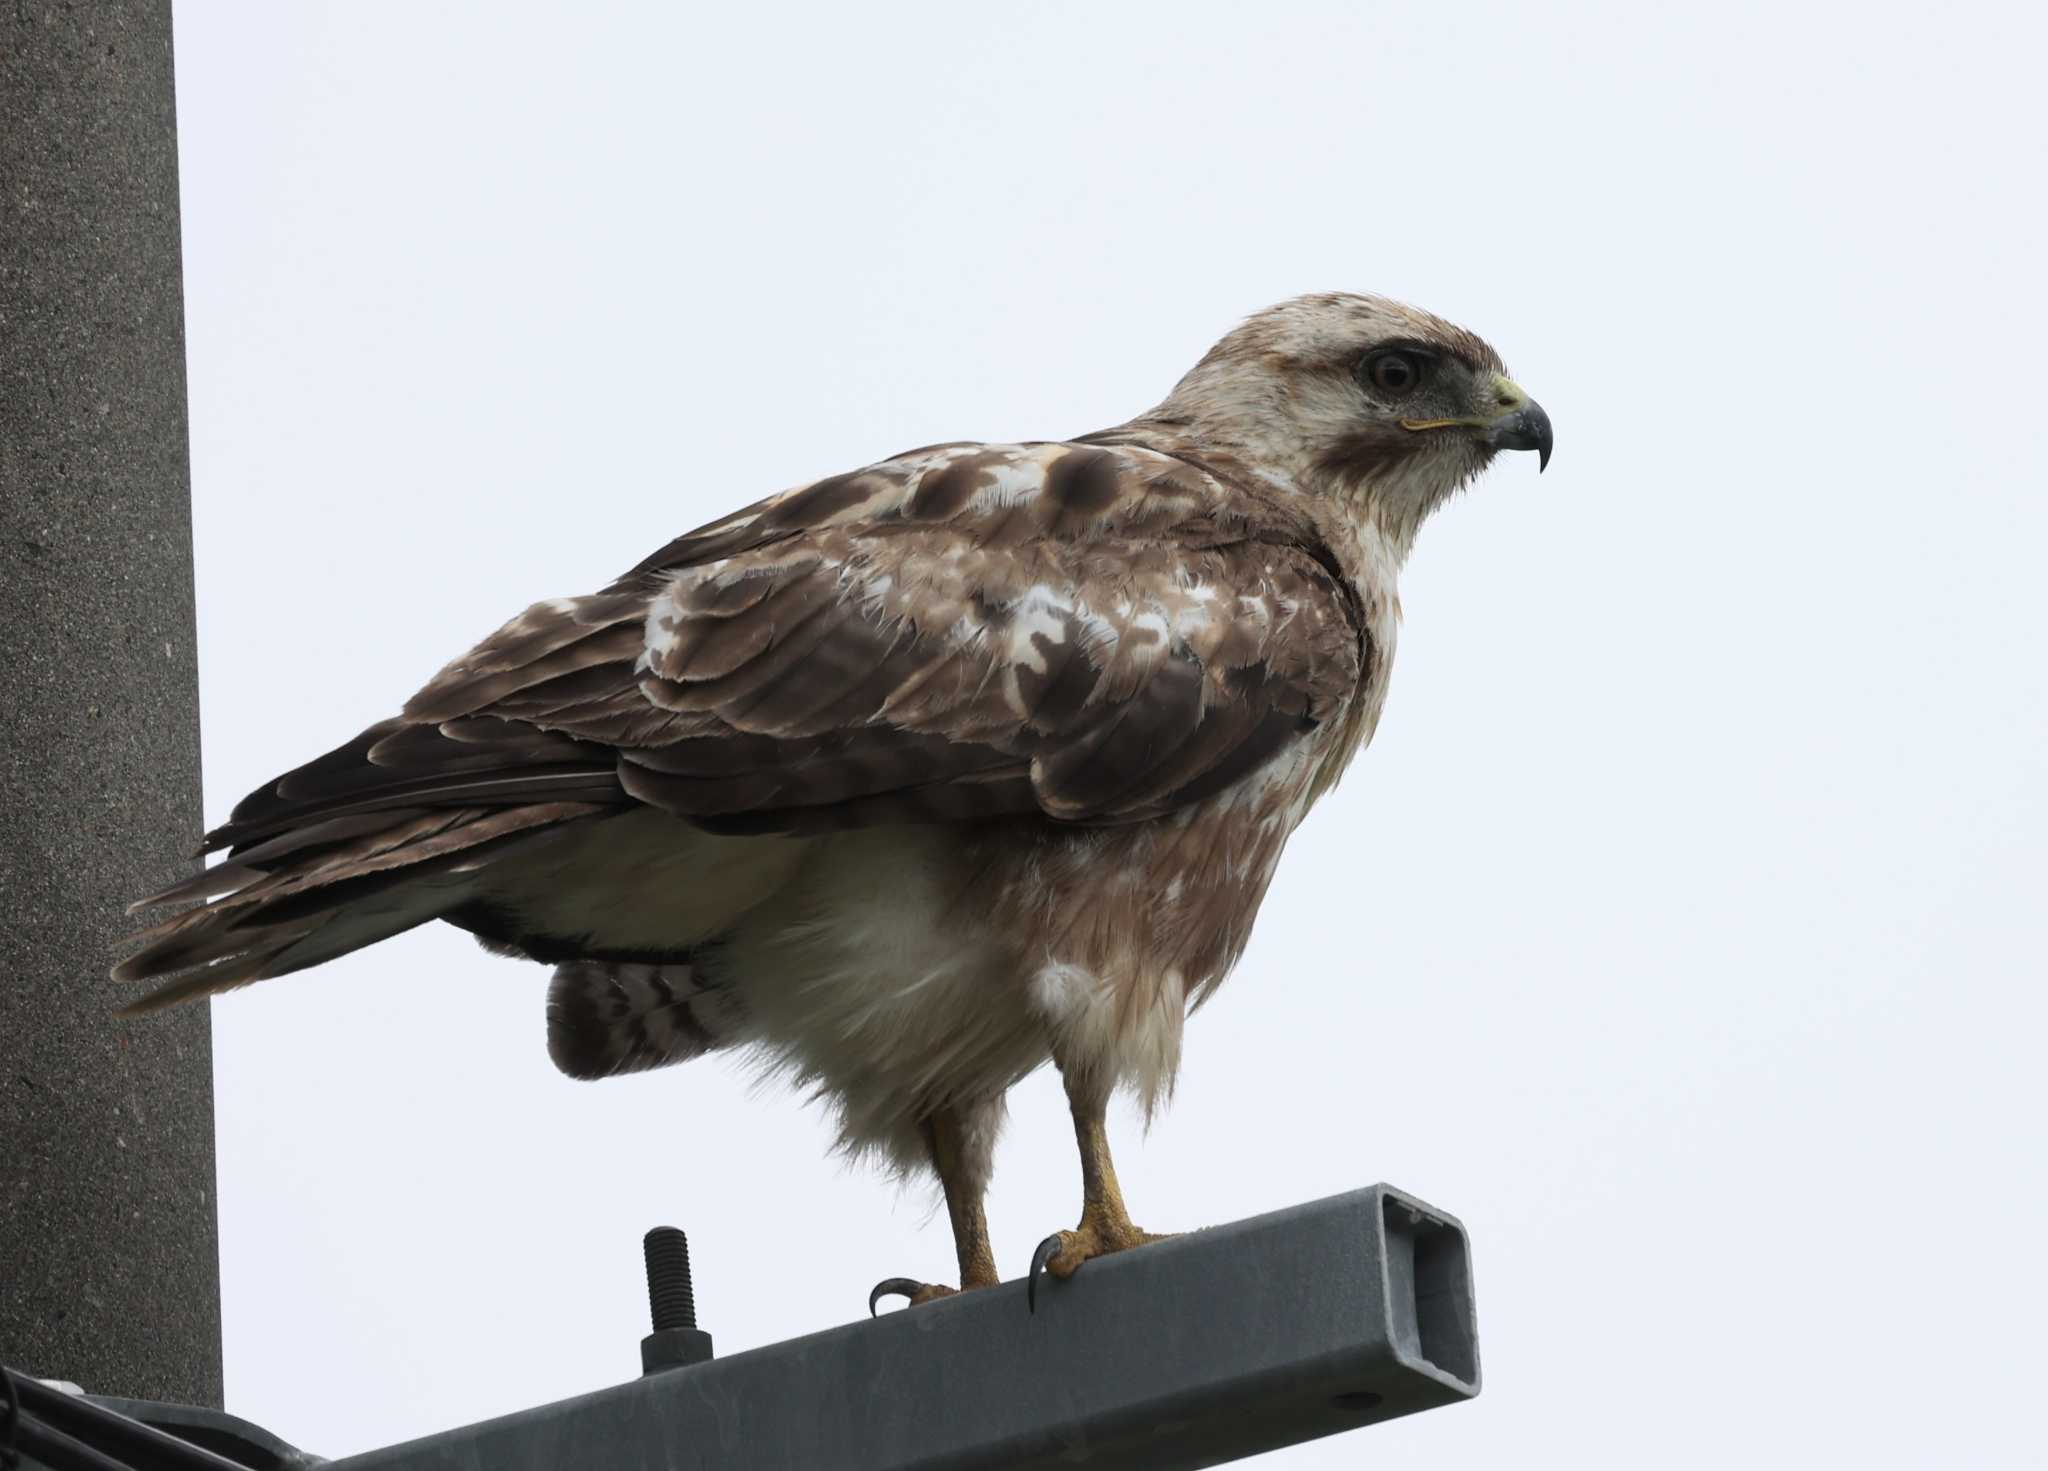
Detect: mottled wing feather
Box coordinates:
(397, 440, 1363, 833)
(119, 439, 1363, 1011)
(212, 441, 1360, 854)
(206, 715, 624, 852)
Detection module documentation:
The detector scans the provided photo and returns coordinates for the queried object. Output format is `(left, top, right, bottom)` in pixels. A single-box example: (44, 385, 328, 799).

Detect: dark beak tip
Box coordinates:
(1494, 399, 1553, 474)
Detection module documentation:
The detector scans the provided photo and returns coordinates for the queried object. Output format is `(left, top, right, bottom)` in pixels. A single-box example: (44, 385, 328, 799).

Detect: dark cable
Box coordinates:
(1, 1369, 255, 1471)
(11, 1411, 136, 1471)
(1, 1365, 19, 1471)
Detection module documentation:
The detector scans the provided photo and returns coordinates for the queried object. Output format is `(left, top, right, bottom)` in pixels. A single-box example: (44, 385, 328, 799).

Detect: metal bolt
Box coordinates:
(643, 1226, 697, 1332)
(639, 1226, 714, 1374)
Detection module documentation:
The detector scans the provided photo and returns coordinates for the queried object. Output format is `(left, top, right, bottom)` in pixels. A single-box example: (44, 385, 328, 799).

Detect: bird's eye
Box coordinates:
(1364, 351, 1424, 397)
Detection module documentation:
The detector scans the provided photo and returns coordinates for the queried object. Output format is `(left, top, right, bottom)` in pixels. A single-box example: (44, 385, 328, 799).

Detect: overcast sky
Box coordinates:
(167, 2, 2046, 1464)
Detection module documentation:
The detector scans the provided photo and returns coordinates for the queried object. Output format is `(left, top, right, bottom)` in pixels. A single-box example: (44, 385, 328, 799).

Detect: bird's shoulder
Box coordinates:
(609, 436, 1328, 585)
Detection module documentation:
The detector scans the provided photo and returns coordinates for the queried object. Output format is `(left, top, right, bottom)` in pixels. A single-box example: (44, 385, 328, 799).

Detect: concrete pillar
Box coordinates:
(0, 0, 221, 1405)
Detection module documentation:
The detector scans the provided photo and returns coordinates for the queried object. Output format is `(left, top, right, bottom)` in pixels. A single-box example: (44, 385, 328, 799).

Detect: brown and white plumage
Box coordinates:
(118, 293, 1551, 1298)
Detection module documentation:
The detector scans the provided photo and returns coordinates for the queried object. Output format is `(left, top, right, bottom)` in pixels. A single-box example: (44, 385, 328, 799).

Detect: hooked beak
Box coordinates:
(1485, 376, 1552, 471)
(1399, 374, 1554, 472)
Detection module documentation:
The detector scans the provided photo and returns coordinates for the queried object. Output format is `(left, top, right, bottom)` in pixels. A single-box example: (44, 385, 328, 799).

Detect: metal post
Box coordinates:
(0, 0, 220, 1405)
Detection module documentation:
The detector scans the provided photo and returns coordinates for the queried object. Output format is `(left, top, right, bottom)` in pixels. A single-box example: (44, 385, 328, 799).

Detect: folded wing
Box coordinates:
(117, 440, 1364, 1009)
(408, 440, 1365, 831)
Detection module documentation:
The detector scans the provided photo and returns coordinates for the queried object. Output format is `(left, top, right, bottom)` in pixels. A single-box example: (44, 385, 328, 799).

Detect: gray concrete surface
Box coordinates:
(1, 0, 222, 1405)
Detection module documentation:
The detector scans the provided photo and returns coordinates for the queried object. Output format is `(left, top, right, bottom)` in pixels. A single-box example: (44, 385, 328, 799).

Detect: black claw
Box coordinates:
(1027, 1234, 1063, 1315)
(869, 1277, 924, 1318)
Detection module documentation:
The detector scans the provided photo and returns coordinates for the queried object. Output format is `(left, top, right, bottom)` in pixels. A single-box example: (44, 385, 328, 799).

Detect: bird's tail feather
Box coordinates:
(114, 801, 608, 1015)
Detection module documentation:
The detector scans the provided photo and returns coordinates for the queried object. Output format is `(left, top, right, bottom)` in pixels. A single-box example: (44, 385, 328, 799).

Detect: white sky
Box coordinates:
(168, 2, 2046, 1464)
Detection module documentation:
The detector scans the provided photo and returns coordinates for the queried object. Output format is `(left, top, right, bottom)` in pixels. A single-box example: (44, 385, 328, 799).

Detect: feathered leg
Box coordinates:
(868, 1104, 1000, 1314)
(1027, 1065, 1169, 1311)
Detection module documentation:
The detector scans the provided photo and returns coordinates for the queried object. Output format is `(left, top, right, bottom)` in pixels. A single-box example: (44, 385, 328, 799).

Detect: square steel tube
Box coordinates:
(330, 1183, 1478, 1471)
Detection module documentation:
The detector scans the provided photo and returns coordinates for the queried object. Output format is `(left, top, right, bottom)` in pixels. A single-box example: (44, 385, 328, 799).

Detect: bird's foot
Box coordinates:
(868, 1277, 972, 1316)
(1027, 1207, 1173, 1312)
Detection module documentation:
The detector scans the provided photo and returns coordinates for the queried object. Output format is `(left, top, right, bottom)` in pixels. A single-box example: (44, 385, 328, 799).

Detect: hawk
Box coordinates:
(118, 293, 1551, 1309)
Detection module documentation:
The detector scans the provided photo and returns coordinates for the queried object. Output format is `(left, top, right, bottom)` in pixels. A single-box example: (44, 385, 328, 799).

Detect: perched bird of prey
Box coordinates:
(119, 293, 1550, 1309)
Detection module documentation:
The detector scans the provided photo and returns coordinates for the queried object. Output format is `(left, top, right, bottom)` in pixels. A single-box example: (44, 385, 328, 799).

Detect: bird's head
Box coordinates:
(1146, 293, 1551, 555)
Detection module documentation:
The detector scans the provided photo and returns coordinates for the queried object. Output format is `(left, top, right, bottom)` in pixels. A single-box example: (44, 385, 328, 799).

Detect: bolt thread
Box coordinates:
(643, 1226, 697, 1331)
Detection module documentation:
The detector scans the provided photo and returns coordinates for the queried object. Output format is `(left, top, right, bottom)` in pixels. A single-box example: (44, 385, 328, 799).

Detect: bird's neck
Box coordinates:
(1092, 415, 1435, 571)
